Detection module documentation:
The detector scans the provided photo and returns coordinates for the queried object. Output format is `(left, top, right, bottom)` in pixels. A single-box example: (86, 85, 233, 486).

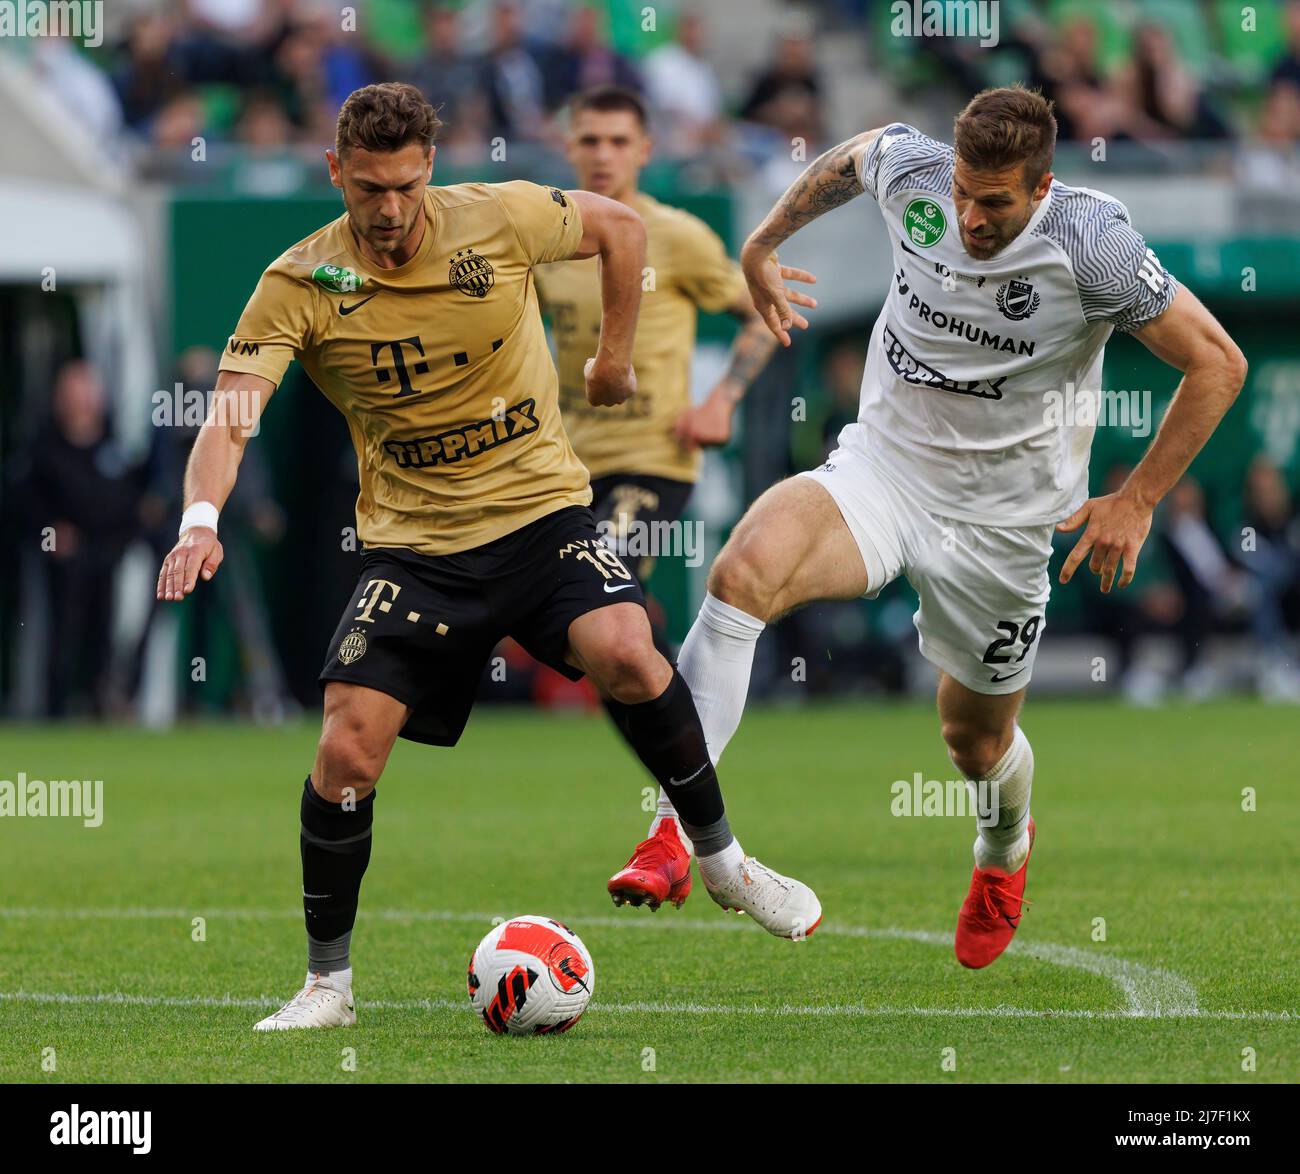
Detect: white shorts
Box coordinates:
(799, 443, 1055, 695)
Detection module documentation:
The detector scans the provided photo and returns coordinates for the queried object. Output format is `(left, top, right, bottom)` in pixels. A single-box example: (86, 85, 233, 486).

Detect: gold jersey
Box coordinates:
(218, 180, 590, 555)
(536, 192, 747, 483)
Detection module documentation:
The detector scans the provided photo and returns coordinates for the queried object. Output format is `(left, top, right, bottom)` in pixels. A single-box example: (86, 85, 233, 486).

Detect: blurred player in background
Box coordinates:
(535, 84, 815, 910)
(156, 83, 820, 1031)
(659, 85, 1247, 970)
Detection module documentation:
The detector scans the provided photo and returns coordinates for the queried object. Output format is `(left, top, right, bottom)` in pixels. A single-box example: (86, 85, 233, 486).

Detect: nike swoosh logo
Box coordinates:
(990, 667, 1026, 683)
(603, 581, 636, 594)
(667, 762, 708, 787)
(339, 294, 377, 316)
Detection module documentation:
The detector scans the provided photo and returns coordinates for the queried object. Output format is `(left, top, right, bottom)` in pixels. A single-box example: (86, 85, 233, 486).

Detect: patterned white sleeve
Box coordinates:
(857, 122, 948, 203)
(1073, 200, 1179, 333)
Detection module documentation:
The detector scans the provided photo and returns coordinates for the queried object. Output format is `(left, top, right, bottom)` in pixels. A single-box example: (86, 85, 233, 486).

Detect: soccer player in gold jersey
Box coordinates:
(155, 84, 820, 1031)
(536, 86, 818, 912)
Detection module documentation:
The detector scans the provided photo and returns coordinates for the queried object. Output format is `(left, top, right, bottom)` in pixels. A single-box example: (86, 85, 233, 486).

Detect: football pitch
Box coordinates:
(1, 700, 1296, 1084)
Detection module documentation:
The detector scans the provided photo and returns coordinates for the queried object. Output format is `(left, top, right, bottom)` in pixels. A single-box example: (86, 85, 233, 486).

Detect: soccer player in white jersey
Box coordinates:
(625, 85, 1247, 968)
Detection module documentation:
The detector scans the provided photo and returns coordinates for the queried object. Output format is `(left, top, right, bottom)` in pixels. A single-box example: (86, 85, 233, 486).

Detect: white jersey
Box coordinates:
(846, 122, 1179, 526)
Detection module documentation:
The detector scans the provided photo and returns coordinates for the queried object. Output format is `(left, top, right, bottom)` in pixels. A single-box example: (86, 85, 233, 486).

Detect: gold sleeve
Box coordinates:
(494, 180, 585, 267)
(673, 217, 748, 315)
(218, 267, 315, 387)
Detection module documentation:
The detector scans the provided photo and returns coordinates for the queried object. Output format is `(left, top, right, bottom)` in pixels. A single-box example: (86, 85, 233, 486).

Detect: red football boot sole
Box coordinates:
(607, 864, 691, 911)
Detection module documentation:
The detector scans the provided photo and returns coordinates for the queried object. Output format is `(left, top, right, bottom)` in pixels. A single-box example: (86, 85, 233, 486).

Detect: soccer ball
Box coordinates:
(467, 915, 595, 1035)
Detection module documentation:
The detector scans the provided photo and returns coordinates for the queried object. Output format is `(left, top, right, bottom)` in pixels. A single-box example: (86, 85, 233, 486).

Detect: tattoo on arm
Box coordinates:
(723, 316, 779, 394)
(748, 140, 866, 251)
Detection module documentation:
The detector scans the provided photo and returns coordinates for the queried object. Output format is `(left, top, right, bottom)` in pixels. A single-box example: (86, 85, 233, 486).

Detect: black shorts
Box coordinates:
(589, 473, 693, 583)
(319, 505, 644, 746)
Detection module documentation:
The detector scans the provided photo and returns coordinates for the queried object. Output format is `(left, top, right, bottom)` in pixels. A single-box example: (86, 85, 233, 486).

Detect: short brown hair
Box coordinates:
(335, 82, 442, 156)
(953, 84, 1056, 191)
(568, 84, 648, 130)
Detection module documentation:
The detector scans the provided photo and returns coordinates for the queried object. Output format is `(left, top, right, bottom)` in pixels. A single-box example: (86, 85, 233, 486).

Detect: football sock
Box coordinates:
(696, 837, 745, 887)
(305, 965, 352, 993)
(964, 726, 1033, 874)
(603, 667, 734, 857)
(300, 776, 374, 976)
(677, 591, 765, 765)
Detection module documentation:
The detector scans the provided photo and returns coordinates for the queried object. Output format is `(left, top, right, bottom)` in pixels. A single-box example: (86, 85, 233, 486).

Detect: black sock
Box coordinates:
(604, 668, 732, 854)
(300, 776, 374, 974)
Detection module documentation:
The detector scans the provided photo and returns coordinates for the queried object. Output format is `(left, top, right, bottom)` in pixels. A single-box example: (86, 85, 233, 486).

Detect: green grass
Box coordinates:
(1, 700, 1297, 1082)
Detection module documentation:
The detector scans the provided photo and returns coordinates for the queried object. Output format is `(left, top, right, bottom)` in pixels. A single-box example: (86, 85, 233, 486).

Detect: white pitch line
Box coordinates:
(0, 989, 1292, 1022)
(0, 905, 1212, 1019)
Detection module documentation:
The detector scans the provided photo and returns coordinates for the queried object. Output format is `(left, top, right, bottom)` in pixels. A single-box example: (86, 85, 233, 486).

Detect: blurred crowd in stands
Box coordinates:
(12, 348, 1300, 719)
(10, 0, 1300, 719)
(20, 0, 1300, 189)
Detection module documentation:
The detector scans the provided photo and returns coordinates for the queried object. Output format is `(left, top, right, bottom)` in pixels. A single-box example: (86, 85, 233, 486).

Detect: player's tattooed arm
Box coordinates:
(741, 128, 881, 346)
(1058, 285, 1248, 593)
(566, 189, 646, 406)
(746, 130, 879, 252)
(673, 294, 784, 450)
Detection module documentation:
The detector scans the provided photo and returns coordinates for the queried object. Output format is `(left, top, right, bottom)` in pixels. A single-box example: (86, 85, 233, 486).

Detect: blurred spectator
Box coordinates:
(18, 361, 143, 718)
(542, 5, 642, 110)
(1115, 23, 1230, 141)
(643, 10, 725, 159)
(819, 341, 866, 452)
(408, 4, 485, 130)
(111, 11, 187, 131)
(1084, 464, 1149, 694)
(1158, 477, 1248, 698)
(1237, 81, 1300, 193)
(1270, 0, 1300, 91)
(134, 347, 296, 721)
(1030, 17, 1129, 143)
(481, 1, 551, 143)
(233, 90, 309, 193)
(1237, 456, 1300, 698)
(739, 21, 826, 146)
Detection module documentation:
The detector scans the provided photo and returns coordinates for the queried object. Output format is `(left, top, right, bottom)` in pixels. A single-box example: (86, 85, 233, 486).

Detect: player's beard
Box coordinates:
(962, 203, 1035, 260)
(363, 215, 417, 255)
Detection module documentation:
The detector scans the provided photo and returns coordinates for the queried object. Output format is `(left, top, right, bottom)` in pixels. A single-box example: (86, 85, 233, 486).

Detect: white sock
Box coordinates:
(306, 965, 352, 992)
(677, 591, 765, 766)
(696, 837, 744, 887)
(648, 792, 694, 856)
(966, 726, 1033, 874)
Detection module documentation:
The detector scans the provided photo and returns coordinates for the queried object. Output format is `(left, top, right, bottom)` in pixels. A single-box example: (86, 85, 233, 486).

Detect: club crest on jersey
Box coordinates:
(903, 198, 946, 248)
(312, 264, 364, 293)
(450, 248, 494, 298)
(337, 631, 367, 665)
(996, 278, 1040, 321)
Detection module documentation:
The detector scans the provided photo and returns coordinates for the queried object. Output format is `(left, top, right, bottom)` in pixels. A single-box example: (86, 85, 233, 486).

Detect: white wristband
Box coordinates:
(179, 501, 219, 537)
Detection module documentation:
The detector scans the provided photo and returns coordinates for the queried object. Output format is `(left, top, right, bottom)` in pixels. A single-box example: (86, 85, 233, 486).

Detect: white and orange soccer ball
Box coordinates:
(467, 916, 595, 1035)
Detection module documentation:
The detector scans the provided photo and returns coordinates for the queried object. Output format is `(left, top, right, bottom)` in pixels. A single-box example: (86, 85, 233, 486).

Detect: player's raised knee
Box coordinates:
(314, 723, 383, 801)
(707, 544, 778, 622)
(942, 722, 1008, 781)
(581, 616, 669, 704)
